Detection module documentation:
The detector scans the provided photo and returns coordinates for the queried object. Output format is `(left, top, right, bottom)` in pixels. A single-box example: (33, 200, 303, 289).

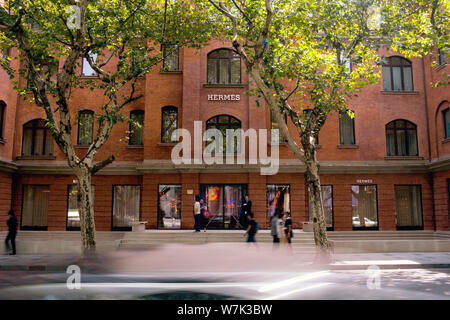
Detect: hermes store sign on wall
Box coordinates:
(208, 94, 241, 101)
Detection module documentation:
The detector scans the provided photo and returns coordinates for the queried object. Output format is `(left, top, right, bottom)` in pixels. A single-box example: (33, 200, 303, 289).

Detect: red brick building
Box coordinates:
(0, 41, 449, 232)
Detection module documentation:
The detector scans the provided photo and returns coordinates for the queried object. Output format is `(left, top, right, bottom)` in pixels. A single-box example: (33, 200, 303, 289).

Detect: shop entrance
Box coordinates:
(200, 184, 248, 229)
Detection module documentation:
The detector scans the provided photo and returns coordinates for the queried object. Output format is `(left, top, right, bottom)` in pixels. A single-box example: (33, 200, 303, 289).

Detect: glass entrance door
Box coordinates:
(200, 184, 247, 229)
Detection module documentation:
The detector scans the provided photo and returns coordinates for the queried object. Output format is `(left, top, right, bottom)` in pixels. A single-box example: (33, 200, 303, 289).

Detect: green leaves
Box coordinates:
(208, 0, 444, 148)
(377, 0, 449, 58)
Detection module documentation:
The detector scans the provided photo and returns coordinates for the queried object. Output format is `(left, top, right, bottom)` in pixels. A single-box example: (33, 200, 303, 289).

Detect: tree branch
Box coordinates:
(91, 155, 115, 175)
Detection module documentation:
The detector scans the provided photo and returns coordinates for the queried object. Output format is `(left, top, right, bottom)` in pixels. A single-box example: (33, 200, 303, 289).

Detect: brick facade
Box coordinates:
(0, 43, 449, 232)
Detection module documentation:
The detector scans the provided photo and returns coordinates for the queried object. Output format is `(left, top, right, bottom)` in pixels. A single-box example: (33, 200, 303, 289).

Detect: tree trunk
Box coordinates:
(305, 160, 329, 248)
(303, 140, 332, 262)
(76, 169, 96, 257)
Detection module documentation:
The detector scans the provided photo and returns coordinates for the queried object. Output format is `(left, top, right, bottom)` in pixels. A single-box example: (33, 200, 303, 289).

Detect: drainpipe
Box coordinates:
(422, 57, 436, 231)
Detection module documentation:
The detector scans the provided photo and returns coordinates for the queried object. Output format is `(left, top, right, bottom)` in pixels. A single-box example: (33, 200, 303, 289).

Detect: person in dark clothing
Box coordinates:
(5, 210, 17, 255)
(199, 198, 209, 232)
(284, 211, 293, 244)
(193, 195, 201, 233)
(244, 212, 257, 243)
(240, 195, 252, 229)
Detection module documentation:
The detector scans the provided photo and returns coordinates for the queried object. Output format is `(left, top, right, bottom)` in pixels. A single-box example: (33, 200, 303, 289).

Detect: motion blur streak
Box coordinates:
(263, 283, 332, 300)
(258, 271, 331, 292)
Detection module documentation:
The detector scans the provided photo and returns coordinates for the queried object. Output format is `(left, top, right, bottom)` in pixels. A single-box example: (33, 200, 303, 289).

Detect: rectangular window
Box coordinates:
(395, 185, 423, 230)
(77, 111, 94, 145)
(67, 185, 95, 230)
(1, 47, 10, 67)
(339, 111, 355, 145)
(129, 111, 144, 145)
(443, 109, 450, 139)
(439, 49, 447, 66)
(161, 107, 178, 143)
(308, 185, 334, 229)
(22, 185, 49, 230)
(163, 44, 179, 71)
(158, 185, 181, 229)
(351, 185, 378, 229)
(112, 185, 141, 230)
(82, 53, 97, 76)
(267, 185, 290, 225)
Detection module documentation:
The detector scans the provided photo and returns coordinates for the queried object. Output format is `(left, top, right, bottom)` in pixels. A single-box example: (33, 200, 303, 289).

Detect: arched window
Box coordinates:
(0, 100, 5, 140)
(206, 115, 241, 153)
(82, 52, 97, 76)
(386, 119, 418, 156)
(22, 119, 54, 156)
(161, 106, 178, 143)
(129, 110, 144, 146)
(77, 110, 94, 145)
(207, 49, 241, 85)
(382, 56, 413, 92)
(441, 102, 450, 139)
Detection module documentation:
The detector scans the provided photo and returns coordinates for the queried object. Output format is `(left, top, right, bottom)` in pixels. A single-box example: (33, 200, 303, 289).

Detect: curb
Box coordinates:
(329, 264, 450, 270)
(1, 264, 450, 272)
(0, 265, 71, 272)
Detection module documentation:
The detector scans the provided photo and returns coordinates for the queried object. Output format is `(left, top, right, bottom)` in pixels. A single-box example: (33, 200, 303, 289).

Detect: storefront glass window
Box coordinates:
(112, 185, 140, 230)
(351, 185, 378, 229)
(395, 185, 423, 229)
(266, 185, 290, 225)
(158, 185, 181, 229)
(22, 185, 49, 230)
(67, 185, 95, 230)
(201, 184, 246, 229)
(308, 185, 334, 229)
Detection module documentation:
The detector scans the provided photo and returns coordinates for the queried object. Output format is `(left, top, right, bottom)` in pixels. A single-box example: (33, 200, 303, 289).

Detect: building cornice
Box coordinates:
(0, 158, 18, 173)
(428, 155, 450, 172)
(2, 157, 450, 175)
(13, 160, 142, 176)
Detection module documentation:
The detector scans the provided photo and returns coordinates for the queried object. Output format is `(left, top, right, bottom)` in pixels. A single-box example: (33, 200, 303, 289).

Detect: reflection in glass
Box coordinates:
(158, 185, 181, 229)
(266, 185, 290, 225)
(207, 49, 241, 84)
(395, 185, 423, 229)
(113, 185, 140, 229)
(67, 185, 95, 230)
(161, 107, 178, 143)
(352, 185, 378, 229)
(206, 115, 241, 154)
(22, 185, 49, 230)
(201, 185, 246, 229)
(308, 185, 333, 229)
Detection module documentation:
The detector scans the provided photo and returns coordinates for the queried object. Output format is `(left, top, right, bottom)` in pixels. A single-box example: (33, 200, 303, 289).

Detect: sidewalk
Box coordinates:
(1, 251, 449, 272)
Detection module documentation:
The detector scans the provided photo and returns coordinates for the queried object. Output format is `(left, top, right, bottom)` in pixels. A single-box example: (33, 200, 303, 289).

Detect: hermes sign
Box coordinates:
(356, 179, 373, 184)
(207, 94, 241, 101)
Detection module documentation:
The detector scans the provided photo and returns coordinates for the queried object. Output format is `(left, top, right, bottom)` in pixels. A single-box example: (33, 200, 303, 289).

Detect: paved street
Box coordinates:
(0, 244, 449, 300)
(0, 268, 449, 300)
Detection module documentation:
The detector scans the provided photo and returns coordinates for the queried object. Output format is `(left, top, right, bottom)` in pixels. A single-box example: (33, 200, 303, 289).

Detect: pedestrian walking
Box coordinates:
(200, 198, 209, 232)
(244, 212, 258, 243)
(240, 195, 252, 229)
(5, 210, 17, 255)
(193, 195, 201, 233)
(284, 211, 293, 244)
(277, 211, 286, 245)
(271, 210, 284, 246)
